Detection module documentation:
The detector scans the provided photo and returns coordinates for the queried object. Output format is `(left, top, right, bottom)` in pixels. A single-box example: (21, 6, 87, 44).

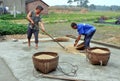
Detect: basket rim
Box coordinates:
(76, 42, 85, 49)
(32, 52, 59, 61)
(87, 47, 110, 54)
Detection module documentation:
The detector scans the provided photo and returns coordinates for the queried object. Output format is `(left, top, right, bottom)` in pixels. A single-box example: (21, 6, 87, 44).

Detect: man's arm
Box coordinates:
(26, 11, 34, 25)
(74, 35, 81, 47)
(39, 21, 45, 31)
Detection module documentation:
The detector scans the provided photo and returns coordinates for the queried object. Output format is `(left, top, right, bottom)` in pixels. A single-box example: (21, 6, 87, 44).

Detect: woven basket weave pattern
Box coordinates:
(87, 47, 110, 66)
(32, 52, 59, 74)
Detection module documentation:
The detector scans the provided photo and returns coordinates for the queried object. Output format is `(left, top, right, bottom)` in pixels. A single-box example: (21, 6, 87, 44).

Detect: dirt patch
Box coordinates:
(0, 36, 6, 41)
(80, 8, 88, 14)
(102, 36, 120, 45)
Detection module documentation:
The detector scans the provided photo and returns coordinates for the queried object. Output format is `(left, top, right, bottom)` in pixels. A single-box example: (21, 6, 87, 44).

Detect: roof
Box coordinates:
(26, 0, 49, 7)
(0, 1, 3, 3)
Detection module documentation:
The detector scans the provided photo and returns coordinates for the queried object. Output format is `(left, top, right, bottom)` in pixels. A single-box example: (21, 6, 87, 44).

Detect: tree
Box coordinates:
(89, 4, 96, 10)
(80, 0, 89, 8)
(74, 0, 89, 8)
(74, 0, 79, 6)
(67, 0, 73, 5)
(110, 5, 120, 11)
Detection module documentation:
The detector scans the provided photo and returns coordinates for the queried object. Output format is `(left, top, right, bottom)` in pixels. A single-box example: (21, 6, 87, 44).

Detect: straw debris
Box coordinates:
(65, 45, 81, 54)
(53, 37, 70, 42)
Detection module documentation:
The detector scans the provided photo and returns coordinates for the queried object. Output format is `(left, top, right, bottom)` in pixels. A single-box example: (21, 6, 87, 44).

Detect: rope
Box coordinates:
(33, 69, 41, 78)
(57, 62, 78, 77)
(33, 62, 78, 78)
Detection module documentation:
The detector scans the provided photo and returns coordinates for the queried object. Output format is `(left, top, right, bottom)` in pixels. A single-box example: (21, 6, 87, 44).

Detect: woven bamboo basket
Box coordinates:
(76, 42, 85, 50)
(32, 52, 59, 74)
(87, 47, 110, 66)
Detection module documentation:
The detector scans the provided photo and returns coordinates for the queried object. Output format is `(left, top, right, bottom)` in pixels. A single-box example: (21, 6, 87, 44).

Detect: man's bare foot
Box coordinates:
(28, 43, 31, 47)
(28, 39, 31, 48)
(35, 44, 38, 49)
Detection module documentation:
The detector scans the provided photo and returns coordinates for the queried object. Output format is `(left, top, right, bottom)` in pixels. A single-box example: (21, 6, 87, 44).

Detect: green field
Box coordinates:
(0, 11, 120, 46)
(1, 11, 120, 23)
(42, 11, 120, 23)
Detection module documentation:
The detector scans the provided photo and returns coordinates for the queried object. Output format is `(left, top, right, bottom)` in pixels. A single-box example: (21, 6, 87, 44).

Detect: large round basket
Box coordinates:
(87, 47, 110, 66)
(76, 42, 85, 50)
(32, 52, 59, 74)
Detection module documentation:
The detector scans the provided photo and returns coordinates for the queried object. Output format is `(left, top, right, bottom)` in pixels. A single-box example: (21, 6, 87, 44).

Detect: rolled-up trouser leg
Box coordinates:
(33, 30, 39, 44)
(84, 30, 96, 48)
(27, 27, 32, 40)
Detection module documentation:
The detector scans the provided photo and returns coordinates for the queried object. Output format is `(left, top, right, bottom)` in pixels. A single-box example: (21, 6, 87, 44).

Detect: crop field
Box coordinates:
(42, 11, 120, 23)
(0, 11, 120, 46)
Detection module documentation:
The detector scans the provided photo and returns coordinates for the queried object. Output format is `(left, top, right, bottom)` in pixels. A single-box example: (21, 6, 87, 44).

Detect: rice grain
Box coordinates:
(35, 54, 54, 59)
(91, 49, 109, 54)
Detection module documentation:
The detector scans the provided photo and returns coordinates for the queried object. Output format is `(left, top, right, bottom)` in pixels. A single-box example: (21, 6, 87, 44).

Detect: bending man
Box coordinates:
(71, 22, 96, 50)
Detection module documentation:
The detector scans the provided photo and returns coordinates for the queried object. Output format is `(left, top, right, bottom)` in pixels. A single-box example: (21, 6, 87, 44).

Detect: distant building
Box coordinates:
(26, 0, 49, 14)
(0, 0, 49, 14)
(0, 0, 26, 14)
(0, 1, 3, 7)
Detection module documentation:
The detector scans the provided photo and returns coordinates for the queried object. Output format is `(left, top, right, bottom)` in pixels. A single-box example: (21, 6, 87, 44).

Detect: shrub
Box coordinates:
(0, 20, 27, 35)
(0, 14, 26, 20)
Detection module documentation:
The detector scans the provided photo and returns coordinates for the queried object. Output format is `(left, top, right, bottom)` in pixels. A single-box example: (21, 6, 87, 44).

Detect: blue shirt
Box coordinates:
(77, 23, 96, 35)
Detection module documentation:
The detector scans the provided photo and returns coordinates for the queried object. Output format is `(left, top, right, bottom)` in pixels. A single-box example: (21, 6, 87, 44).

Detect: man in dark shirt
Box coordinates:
(27, 5, 45, 49)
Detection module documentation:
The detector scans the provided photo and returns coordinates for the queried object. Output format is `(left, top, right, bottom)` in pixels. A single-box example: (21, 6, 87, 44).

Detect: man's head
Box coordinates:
(36, 5, 44, 14)
(71, 22, 77, 29)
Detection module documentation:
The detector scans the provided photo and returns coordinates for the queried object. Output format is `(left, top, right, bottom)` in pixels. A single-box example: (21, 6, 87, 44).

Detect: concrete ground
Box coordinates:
(0, 57, 18, 81)
(0, 38, 120, 81)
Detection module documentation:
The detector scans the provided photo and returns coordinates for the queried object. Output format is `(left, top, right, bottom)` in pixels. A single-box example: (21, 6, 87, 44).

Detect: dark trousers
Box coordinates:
(84, 30, 96, 49)
(27, 27, 39, 44)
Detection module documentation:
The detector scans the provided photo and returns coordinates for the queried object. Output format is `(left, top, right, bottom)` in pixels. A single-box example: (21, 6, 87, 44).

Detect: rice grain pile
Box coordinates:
(53, 37, 70, 42)
(66, 45, 79, 54)
(91, 49, 109, 54)
(35, 54, 54, 59)
(65, 45, 84, 54)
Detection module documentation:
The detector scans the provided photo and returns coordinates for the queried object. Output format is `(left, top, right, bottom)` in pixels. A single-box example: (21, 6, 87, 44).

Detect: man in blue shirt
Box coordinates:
(71, 22, 96, 49)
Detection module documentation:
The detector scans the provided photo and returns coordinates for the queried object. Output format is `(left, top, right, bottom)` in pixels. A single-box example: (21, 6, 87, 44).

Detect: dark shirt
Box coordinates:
(29, 11, 42, 30)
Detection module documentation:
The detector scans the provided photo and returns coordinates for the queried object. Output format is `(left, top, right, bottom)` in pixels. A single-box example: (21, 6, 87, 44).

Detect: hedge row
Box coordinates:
(0, 20, 27, 35)
(0, 14, 26, 20)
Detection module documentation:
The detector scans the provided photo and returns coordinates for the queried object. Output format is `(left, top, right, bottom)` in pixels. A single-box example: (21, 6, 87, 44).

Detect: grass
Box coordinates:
(105, 19, 116, 22)
(0, 14, 26, 20)
(0, 20, 27, 35)
(42, 11, 120, 23)
(43, 22, 120, 46)
(2, 11, 120, 24)
(0, 11, 120, 46)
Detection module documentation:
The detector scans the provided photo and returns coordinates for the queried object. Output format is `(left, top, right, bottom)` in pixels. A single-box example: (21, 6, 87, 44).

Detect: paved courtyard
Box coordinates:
(0, 38, 120, 81)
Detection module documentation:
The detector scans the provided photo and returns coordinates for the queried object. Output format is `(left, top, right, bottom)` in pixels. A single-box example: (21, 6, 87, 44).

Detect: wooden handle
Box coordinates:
(35, 24, 65, 49)
(42, 30, 65, 49)
(41, 74, 86, 81)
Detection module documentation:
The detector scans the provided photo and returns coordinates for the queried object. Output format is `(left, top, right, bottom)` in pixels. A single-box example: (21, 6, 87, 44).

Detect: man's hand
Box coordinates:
(74, 40, 78, 47)
(39, 21, 45, 32)
(31, 21, 34, 25)
(74, 42, 77, 47)
(41, 28, 45, 32)
(74, 35, 81, 47)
